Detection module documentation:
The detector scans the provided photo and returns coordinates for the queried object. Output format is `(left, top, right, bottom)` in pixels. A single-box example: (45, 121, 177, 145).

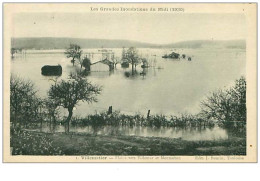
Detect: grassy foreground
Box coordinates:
(11, 129, 246, 156)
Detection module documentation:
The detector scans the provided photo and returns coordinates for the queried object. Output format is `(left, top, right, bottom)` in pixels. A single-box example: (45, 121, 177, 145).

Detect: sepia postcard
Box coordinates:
(3, 3, 257, 162)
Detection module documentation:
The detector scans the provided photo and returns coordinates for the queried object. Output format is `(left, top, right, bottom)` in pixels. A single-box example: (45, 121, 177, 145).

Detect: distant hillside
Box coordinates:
(164, 40, 246, 49)
(11, 37, 246, 49)
(11, 37, 158, 49)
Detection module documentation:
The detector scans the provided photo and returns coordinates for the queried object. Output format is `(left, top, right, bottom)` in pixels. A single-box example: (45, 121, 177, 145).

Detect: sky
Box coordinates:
(12, 13, 246, 44)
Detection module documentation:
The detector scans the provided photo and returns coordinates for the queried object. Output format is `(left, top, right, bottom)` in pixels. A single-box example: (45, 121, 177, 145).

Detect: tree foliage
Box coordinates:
(126, 47, 139, 73)
(48, 74, 102, 133)
(10, 75, 43, 127)
(64, 44, 82, 66)
(81, 56, 91, 71)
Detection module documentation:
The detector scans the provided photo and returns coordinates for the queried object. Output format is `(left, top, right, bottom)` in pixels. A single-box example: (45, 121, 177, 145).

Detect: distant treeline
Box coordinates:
(11, 37, 246, 49)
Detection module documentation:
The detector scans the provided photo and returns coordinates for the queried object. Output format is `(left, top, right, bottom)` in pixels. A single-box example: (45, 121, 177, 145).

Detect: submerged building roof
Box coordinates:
(91, 58, 113, 66)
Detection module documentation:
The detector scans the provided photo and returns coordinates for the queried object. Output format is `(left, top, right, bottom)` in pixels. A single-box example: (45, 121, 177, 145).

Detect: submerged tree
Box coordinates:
(200, 76, 246, 128)
(64, 44, 82, 66)
(81, 56, 91, 71)
(111, 53, 120, 68)
(141, 58, 148, 68)
(48, 74, 102, 133)
(126, 47, 139, 74)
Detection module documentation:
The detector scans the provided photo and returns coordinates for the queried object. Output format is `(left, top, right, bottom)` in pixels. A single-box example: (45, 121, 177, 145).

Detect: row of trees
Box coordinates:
(65, 44, 147, 75)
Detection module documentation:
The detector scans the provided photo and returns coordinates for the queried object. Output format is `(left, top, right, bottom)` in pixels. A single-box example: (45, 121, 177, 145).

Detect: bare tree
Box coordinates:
(200, 89, 231, 122)
(200, 76, 246, 128)
(64, 44, 82, 66)
(48, 74, 102, 133)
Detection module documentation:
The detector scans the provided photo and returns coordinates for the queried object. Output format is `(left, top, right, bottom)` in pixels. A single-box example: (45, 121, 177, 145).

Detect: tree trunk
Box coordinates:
(40, 118, 43, 132)
(65, 108, 73, 134)
(52, 114, 56, 133)
(49, 115, 52, 132)
(72, 58, 75, 66)
(131, 59, 134, 75)
(14, 108, 17, 127)
(19, 112, 22, 127)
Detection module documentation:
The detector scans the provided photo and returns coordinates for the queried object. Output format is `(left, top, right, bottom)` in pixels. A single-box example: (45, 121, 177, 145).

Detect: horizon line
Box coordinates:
(11, 37, 246, 46)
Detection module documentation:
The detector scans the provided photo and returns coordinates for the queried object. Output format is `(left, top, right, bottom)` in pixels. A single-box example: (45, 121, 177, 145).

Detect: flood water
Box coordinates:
(11, 48, 245, 140)
(38, 124, 228, 141)
(11, 48, 246, 115)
